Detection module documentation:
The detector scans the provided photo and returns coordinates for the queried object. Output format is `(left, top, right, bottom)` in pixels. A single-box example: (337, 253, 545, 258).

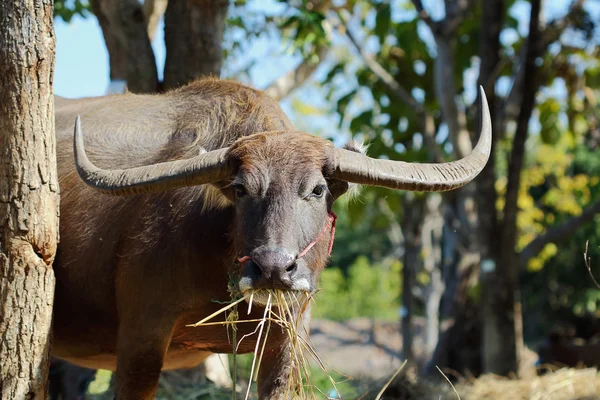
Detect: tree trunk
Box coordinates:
(476, 0, 505, 376)
(401, 196, 424, 362)
(91, 0, 158, 93)
(423, 212, 481, 376)
(421, 194, 444, 359)
(0, 1, 59, 398)
(163, 0, 228, 90)
(487, 0, 542, 375)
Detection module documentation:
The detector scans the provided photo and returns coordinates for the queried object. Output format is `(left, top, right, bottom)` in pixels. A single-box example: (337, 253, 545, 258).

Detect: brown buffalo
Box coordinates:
(52, 78, 491, 399)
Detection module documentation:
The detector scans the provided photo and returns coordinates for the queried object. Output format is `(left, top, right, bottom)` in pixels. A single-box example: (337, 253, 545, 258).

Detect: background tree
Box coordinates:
(163, 0, 229, 89)
(262, 0, 599, 376)
(0, 0, 59, 398)
(90, 0, 158, 93)
(62, 0, 229, 93)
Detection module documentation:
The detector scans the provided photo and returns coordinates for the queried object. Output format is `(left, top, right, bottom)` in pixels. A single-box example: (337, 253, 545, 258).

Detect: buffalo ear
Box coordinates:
(326, 179, 349, 200)
(212, 153, 243, 202)
(323, 153, 349, 200)
(325, 139, 367, 201)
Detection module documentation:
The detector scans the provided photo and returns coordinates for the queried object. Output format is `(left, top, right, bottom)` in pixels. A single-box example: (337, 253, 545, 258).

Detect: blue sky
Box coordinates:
(55, 16, 111, 97)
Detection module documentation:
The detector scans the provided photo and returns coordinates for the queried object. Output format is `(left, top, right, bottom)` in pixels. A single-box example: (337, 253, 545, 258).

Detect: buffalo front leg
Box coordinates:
(257, 339, 294, 399)
(114, 318, 175, 400)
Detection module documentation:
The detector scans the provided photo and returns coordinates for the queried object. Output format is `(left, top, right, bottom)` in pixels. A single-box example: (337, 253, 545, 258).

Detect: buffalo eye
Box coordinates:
(233, 184, 247, 198)
(310, 184, 326, 199)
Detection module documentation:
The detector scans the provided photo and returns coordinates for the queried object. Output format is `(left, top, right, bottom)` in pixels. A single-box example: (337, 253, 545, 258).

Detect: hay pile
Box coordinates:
(456, 368, 600, 400)
(383, 367, 600, 400)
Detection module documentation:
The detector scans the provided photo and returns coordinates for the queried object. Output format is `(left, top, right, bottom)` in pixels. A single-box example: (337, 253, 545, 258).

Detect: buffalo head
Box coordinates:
(72, 88, 492, 304)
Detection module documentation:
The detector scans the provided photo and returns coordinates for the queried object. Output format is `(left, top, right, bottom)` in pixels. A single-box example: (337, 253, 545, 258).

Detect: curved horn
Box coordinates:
(73, 116, 232, 196)
(332, 86, 492, 192)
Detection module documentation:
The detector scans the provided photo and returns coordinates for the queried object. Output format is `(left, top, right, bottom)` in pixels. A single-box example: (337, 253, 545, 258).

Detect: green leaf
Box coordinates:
(374, 3, 391, 44)
(54, 0, 90, 22)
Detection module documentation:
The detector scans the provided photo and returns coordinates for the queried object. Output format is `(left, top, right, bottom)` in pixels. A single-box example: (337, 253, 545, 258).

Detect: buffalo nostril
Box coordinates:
(251, 261, 262, 278)
(285, 263, 297, 274)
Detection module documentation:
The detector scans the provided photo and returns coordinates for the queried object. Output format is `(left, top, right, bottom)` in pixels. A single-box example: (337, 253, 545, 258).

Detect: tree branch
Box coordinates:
(143, 0, 168, 42)
(412, 0, 478, 160)
(343, 26, 443, 162)
(433, 37, 471, 159)
(502, 0, 585, 123)
(443, 0, 478, 35)
(264, 12, 333, 102)
(476, 0, 504, 261)
(584, 240, 600, 289)
(518, 199, 600, 268)
(412, 0, 476, 36)
(500, 0, 542, 277)
(344, 27, 423, 113)
(264, 48, 326, 101)
(542, 0, 585, 47)
(265, 64, 312, 101)
(264, 0, 334, 101)
(410, 0, 437, 32)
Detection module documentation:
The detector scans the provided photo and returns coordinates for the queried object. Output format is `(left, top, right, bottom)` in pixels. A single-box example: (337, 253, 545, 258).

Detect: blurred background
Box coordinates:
(51, 0, 600, 398)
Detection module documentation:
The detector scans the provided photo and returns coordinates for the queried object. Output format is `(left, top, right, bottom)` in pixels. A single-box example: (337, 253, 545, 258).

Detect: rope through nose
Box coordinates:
(237, 211, 338, 264)
(297, 211, 337, 258)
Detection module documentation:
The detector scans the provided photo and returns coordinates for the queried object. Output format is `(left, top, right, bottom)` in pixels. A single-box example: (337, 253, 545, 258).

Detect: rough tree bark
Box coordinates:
(91, 0, 158, 93)
(0, 1, 59, 398)
(163, 0, 228, 90)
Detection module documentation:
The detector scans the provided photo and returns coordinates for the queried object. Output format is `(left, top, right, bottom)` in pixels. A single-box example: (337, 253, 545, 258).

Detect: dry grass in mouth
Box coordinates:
(188, 289, 343, 400)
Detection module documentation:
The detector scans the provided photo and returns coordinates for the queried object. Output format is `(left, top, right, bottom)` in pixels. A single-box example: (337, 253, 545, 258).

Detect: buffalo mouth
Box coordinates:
(237, 255, 315, 305)
(238, 270, 316, 306)
(238, 285, 314, 308)
(238, 273, 312, 293)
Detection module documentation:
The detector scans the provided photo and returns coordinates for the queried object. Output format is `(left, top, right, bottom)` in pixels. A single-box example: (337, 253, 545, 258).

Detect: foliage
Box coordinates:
(87, 369, 111, 396)
(314, 256, 401, 321)
(495, 134, 600, 272)
(54, 0, 90, 22)
(330, 194, 396, 269)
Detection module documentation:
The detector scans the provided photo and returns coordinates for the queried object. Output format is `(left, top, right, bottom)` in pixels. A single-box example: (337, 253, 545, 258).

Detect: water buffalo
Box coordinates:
(52, 78, 491, 399)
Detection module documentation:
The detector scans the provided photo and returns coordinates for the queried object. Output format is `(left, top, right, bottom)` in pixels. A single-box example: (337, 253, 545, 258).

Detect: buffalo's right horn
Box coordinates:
(73, 116, 232, 196)
(332, 86, 492, 192)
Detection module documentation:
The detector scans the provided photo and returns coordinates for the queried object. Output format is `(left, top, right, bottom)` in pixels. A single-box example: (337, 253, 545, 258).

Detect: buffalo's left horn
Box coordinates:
(332, 86, 492, 192)
(73, 116, 231, 196)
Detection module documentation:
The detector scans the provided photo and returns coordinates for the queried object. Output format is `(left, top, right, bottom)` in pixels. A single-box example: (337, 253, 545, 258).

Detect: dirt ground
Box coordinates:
(310, 318, 418, 380)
